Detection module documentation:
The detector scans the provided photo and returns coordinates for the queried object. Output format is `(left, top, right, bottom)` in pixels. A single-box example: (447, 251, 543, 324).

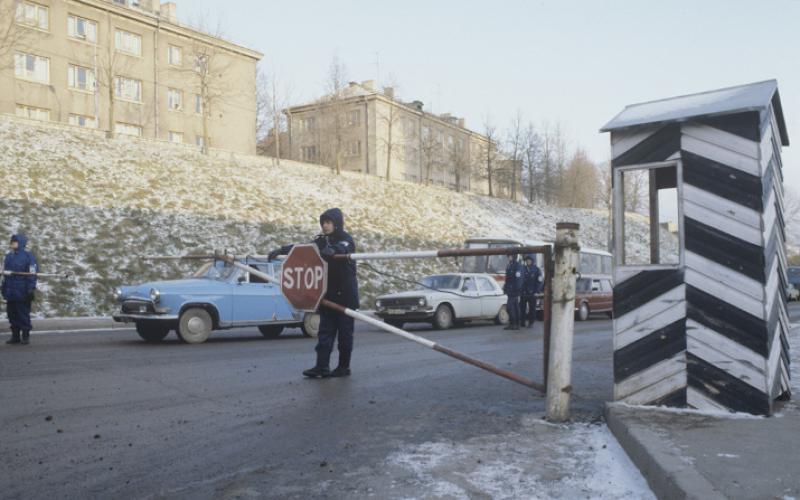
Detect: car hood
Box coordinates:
(378, 289, 441, 300)
(120, 278, 228, 299)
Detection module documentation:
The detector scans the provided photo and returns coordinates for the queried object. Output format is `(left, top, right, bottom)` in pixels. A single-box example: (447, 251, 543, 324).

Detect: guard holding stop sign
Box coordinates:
(269, 208, 359, 378)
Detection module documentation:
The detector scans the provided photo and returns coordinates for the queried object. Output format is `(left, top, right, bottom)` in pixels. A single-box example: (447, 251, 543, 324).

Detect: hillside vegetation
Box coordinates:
(0, 117, 645, 317)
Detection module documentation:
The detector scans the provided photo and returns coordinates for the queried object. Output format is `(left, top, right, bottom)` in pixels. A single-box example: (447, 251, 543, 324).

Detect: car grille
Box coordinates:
(122, 300, 155, 314)
(381, 297, 422, 308)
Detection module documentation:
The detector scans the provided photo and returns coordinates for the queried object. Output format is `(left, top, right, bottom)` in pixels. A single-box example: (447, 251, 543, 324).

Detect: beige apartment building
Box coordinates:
(285, 81, 492, 194)
(0, 0, 262, 154)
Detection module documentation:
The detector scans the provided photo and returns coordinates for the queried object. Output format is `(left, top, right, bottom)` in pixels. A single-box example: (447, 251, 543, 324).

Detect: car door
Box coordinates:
(599, 279, 614, 312)
(232, 264, 277, 324)
(589, 279, 603, 312)
(459, 277, 482, 318)
(477, 276, 503, 318)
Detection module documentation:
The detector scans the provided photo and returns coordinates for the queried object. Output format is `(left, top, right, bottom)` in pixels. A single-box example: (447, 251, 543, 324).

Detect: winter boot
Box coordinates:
(512, 322, 521, 331)
(20, 330, 30, 345)
(330, 351, 351, 378)
(503, 323, 514, 330)
(302, 351, 331, 378)
(6, 328, 20, 345)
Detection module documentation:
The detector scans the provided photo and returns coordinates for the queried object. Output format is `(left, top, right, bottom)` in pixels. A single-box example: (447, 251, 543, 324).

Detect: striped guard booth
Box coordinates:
(601, 80, 791, 415)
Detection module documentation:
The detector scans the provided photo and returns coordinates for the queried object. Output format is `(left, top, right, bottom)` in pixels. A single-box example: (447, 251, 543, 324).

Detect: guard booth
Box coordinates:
(601, 80, 791, 415)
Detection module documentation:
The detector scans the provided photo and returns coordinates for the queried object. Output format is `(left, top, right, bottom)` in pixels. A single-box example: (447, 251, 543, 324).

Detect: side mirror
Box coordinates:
(238, 276, 247, 284)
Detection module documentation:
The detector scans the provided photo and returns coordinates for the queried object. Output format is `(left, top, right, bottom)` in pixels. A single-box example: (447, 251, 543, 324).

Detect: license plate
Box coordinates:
(387, 309, 406, 315)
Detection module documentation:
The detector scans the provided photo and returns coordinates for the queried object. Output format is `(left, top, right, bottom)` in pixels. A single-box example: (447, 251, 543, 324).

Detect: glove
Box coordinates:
(267, 249, 281, 261)
(27, 289, 36, 303)
(313, 234, 327, 245)
(320, 246, 336, 258)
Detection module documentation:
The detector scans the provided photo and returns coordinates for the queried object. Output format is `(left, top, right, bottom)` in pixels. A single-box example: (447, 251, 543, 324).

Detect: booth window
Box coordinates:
(618, 163, 681, 266)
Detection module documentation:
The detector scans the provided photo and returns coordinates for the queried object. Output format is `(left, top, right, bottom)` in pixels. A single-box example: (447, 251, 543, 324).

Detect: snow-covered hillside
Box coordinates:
(0, 117, 647, 317)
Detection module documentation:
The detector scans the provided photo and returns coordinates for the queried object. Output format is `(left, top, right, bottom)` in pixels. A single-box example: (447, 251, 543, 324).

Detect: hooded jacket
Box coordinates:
(521, 256, 542, 296)
(503, 257, 523, 297)
(2, 234, 38, 302)
(277, 208, 359, 309)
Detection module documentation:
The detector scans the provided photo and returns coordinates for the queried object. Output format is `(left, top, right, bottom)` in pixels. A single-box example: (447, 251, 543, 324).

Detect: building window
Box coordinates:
(169, 131, 183, 143)
(67, 15, 97, 42)
(167, 88, 182, 110)
(168, 45, 182, 66)
(345, 140, 361, 157)
(14, 52, 49, 83)
(300, 117, 316, 131)
(114, 76, 142, 102)
(16, 104, 50, 121)
(194, 94, 203, 114)
(115, 29, 142, 56)
(116, 122, 142, 137)
(68, 64, 95, 92)
(301, 146, 318, 162)
(346, 110, 360, 127)
(196, 135, 205, 148)
(69, 114, 97, 128)
(16, 2, 48, 30)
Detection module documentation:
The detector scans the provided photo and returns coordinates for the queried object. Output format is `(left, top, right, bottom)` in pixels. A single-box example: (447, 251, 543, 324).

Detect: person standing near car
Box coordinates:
(268, 208, 359, 378)
(502, 253, 523, 331)
(2, 234, 38, 345)
(520, 254, 541, 328)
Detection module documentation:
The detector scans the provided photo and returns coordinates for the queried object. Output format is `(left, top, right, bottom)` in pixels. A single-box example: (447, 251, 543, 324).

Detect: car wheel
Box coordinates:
(135, 322, 170, 342)
(494, 304, 510, 325)
(259, 325, 284, 338)
(433, 304, 454, 330)
(386, 319, 404, 329)
(177, 308, 213, 344)
(301, 313, 320, 338)
(576, 302, 590, 322)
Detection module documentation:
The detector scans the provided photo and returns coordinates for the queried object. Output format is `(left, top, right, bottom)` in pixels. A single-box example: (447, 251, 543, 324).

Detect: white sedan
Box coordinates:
(374, 273, 509, 330)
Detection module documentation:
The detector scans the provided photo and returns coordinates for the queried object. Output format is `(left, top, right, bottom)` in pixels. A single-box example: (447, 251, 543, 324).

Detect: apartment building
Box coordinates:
(285, 81, 492, 194)
(1, 0, 262, 154)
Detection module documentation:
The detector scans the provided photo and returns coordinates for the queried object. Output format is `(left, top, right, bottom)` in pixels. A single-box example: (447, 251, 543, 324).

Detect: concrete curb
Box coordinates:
(604, 403, 725, 500)
(0, 317, 132, 333)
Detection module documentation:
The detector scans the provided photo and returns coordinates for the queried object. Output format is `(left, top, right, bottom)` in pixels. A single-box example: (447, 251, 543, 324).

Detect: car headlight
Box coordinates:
(112, 288, 123, 301)
(149, 288, 161, 303)
(418, 297, 426, 306)
(375, 299, 382, 308)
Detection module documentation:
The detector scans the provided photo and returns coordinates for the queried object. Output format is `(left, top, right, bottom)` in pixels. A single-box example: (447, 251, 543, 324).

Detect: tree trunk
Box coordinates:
(274, 114, 281, 166)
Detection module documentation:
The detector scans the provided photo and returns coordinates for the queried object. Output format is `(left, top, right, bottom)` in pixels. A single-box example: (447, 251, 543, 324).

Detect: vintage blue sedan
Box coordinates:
(112, 259, 320, 344)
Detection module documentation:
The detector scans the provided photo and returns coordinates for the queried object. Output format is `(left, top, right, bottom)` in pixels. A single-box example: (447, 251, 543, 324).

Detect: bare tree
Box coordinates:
(559, 148, 599, 208)
(419, 123, 440, 185)
(0, 0, 35, 60)
(318, 54, 349, 175)
(504, 110, 526, 201)
(483, 117, 498, 197)
(95, 14, 122, 137)
(597, 160, 613, 210)
(256, 62, 292, 164)
(522, 123, 542, 203)
(377, 80, 404, 181)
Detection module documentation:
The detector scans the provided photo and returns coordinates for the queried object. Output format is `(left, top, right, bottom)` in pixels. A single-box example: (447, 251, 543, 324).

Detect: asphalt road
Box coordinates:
(2, 303, 798, 499)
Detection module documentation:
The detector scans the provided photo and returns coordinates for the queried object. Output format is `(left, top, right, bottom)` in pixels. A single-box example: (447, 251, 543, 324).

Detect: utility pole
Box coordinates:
(546, 222, 580, 422)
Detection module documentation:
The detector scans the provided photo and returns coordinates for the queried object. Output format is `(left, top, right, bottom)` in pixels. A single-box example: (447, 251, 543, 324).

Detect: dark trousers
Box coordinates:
(506, 296, 520, 325)
(520, 296, 537, 326)
(316, 308, 354, 357)
(7, 300, 32, 331)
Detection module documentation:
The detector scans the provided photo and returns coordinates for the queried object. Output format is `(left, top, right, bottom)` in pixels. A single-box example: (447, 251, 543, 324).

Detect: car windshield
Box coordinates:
(417, 275, 461, 290)
(191, 261, 238, 281)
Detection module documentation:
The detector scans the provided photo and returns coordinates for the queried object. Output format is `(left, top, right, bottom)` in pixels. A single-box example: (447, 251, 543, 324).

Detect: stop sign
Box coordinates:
(281, 244, 328, 311)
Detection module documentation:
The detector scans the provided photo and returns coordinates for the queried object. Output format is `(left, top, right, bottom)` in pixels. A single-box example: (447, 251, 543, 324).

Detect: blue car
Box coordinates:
(112, 259, 320, 344)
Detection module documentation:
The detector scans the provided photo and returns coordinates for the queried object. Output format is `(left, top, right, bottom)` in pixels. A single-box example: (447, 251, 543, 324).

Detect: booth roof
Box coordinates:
(601, 79, 788, 146)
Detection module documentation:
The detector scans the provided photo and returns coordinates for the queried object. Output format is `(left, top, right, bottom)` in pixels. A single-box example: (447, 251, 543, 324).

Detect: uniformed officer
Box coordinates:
(2, 234, 38, 345)
(520, 254, 542, 328)
(502, 253, 523, 331)
(269, 208, 359, 378)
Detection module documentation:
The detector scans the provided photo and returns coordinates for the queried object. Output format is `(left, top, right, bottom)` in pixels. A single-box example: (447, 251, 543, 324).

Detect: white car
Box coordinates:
(787, 284, 800, 302)
(375, 273, 509, 330)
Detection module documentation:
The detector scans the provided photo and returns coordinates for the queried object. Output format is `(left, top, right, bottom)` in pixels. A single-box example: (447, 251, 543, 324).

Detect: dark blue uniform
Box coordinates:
(2, 234, 38, 344)
(520, 256, 542, 327)
(503, 257, 523, 329)
(271, 208, 358, 377)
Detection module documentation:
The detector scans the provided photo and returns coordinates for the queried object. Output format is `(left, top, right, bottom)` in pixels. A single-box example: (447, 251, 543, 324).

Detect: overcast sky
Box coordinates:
(178, 0, 800, 188)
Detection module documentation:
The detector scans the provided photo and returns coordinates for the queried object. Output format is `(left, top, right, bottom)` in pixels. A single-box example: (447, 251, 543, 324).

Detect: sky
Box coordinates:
(177, 0, 800, 188)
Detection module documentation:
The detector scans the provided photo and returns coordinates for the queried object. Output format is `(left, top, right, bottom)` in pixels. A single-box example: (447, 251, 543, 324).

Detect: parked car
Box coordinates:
(575, 276, 614, 321)
(375, 273, 509, 330)
(787, 284, 800, 302)
(113, 259, 320, 344)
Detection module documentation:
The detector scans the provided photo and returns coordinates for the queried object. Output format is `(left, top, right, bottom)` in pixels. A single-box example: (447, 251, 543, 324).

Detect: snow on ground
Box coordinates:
(790, 323, 799, 395)
(0, 116, 655, 317)
(386, 416, 654, 500)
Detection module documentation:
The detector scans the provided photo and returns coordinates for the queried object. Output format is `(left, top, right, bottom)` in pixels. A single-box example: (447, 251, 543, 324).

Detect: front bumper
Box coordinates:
(375, 309, 436, 321)
(113, 314, 179, 323)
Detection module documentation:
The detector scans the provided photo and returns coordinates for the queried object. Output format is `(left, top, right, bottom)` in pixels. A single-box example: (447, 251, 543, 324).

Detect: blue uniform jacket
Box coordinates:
(522, 263, 542, 297)
(2, 234, 38, 302)
(503, 259, 524, 297)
